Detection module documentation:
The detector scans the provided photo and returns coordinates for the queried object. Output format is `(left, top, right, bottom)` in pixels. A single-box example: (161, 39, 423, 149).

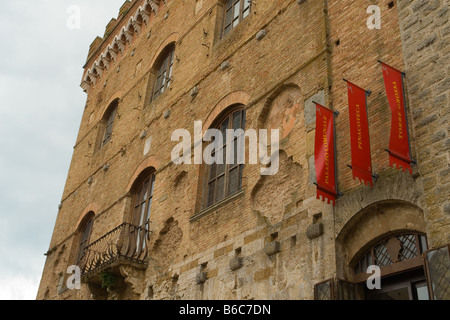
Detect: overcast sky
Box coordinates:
(0, 0, 127, 300)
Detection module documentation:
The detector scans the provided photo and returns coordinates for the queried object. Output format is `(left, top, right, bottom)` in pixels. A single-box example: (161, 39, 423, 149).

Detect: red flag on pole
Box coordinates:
(345, 80, 376, 187)
(314, 102, 339, 206)
(380, 61, 415, 174)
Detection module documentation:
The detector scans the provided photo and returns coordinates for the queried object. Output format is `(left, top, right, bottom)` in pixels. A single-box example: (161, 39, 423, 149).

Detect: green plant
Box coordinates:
(100, 272, 117, 290)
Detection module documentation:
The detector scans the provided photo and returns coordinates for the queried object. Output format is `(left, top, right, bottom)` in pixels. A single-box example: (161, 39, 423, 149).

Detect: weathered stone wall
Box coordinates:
(396, 0, 450, 248)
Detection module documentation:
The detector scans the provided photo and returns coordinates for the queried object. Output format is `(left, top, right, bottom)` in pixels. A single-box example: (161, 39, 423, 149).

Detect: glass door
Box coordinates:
(365, 268, 429, 300)
(130, 174, 155, 258)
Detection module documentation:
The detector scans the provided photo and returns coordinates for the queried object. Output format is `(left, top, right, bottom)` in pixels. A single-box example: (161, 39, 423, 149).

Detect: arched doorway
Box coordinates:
(333, 200, 432, 300)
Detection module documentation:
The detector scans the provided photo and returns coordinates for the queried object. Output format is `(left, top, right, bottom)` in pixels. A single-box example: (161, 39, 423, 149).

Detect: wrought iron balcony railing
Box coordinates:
(78, 222, 150, 279)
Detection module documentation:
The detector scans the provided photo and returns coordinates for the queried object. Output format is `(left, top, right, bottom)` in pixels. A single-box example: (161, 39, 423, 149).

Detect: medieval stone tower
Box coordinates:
(37, 0, 449, 300)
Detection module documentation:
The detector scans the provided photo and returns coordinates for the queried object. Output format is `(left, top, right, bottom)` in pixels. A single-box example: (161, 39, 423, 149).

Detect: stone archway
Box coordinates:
(336, 200, 426, 282)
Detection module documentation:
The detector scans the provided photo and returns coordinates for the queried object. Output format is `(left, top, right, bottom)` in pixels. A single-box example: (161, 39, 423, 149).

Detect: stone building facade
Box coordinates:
(37, 0, 449, 300)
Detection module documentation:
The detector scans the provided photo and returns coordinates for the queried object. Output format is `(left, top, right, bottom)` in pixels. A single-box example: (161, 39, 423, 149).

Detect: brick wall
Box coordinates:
(37, 0, 449, 300)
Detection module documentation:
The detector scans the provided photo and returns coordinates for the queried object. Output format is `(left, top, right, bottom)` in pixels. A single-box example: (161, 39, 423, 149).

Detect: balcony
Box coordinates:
(78, 222, 151, 282)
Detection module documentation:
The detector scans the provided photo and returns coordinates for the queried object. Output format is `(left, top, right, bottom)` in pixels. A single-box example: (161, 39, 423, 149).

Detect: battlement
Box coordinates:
(82, 0, 163, 91)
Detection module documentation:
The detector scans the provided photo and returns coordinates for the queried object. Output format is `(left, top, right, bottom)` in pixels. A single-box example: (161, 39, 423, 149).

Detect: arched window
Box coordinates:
(354, 232, 428, 275)
(205, 106, 246, 208)
(76, 212, 94, 265)
(223, 0, 251, 37)
(354, 232, 430, 300)
(131, 169, 156, 229)
(100, 100, 118, 149)
(152, 44, 175, 101)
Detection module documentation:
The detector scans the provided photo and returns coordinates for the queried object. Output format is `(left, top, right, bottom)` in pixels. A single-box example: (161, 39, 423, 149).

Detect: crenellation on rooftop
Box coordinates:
(81, 0, 163, 92)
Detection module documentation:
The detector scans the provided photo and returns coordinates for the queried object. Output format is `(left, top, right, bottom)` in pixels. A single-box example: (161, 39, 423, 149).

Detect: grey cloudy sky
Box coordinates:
(0, 0, 126, 300)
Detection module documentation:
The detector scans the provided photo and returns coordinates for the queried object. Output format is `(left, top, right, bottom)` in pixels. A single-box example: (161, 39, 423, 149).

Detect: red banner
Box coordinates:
(380, 62, 414, 174)
(346, 80, 375, 186)
(315, 103, 338, 206)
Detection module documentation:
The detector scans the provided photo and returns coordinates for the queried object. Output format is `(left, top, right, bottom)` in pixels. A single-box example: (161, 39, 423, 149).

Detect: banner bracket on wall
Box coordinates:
(346, 165, 379, 183)
(377, 60, 406, 77)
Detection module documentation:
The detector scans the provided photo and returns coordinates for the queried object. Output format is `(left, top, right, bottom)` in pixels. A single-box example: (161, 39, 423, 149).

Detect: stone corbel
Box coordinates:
(264, 241, 280, 256)
(99, 55, 110, 71)
(138, 9, 150, 26)
(119, 265, 146, 296)
(117, 32, 129, 48)
(131, 18, 142, 35)
(106, 46, 117, 62)
(81, 79, 91, 92)
(148, 0, 160, 14)
(92, 64, 103, 78)
(143, 4, 153, 17)
(113, 36, 125, 54)
(306, 223, 324, 240)
(229, 256, 243, 271)
(87, 70, 98, 85)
